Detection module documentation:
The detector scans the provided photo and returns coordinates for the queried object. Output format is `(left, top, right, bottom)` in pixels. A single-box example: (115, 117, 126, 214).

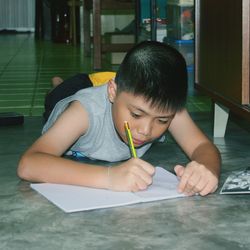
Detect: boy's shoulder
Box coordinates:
(74, 83, 108, 100)
(73, 84, 109, 112)
(42, 84, 109, 134)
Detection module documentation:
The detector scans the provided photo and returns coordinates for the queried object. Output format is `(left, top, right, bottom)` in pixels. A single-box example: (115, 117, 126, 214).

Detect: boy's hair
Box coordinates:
(115, 41, 188, 112)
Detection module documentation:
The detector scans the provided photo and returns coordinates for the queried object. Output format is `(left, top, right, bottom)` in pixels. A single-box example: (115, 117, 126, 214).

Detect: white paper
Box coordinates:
(31, 167, 185, 213)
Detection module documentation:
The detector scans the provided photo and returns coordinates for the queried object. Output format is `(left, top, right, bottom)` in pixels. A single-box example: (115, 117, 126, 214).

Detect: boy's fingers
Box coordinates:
(133, 166, 153, 186)
(199, 183, 212, 196)
(177, 168, 193, 193)
(126, 158, 156, 191)
(142, 163, 155, 176)
(199, 182, 218, 196)
(191, 179, 207, 194)
(174, 165, 185, 178)
(135, 176, 149, 191)
(133, 158, 155, 175)
(129, 173, 150, 192)
(177, 175, 188, 193)
(185, 173, 201, 192)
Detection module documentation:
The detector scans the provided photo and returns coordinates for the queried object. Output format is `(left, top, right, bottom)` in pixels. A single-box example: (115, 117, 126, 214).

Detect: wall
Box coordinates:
(0, 0, 35, 32)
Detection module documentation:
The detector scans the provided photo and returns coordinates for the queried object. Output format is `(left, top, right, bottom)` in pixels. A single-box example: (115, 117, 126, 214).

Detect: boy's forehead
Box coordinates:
(119, 91, 175, 116)
(118, 91, 147, 103)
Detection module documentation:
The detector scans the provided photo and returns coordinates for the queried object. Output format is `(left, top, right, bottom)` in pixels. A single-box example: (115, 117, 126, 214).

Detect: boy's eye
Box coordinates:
(130, 112, 141, 118)
(158, 119, 169, 124)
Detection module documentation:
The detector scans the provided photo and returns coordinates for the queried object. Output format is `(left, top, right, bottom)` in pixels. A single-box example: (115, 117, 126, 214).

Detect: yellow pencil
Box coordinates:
(124, 121, 137, 158)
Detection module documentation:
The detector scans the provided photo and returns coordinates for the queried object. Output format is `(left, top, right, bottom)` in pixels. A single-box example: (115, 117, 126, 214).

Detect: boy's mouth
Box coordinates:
(133, 138, 146, 146)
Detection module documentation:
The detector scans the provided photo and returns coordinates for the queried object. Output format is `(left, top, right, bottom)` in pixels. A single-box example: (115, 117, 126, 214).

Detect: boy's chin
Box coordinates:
(134, 141, 149, 148)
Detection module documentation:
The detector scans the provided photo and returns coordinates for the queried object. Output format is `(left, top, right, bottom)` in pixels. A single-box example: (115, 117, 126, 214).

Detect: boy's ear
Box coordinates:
(107, 79, 117, 103)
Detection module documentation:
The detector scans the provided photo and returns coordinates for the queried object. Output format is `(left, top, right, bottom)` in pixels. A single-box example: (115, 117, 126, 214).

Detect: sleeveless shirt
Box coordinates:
(42, 84, 153, 162)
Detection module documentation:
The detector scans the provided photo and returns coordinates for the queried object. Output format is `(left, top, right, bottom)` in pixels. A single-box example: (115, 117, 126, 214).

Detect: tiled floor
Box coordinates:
(1, 113, 250, 249)
(0, 33, 92, 116)
(0, 33, 211, 117)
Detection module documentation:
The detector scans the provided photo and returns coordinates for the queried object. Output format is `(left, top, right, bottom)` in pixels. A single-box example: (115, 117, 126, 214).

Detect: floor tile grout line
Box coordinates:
(29, 43, 44, 116)
(0, 35, 32, 79)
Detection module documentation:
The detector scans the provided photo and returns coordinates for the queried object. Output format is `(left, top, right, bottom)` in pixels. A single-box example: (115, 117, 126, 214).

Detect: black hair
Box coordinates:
(115, 41, 188, 112)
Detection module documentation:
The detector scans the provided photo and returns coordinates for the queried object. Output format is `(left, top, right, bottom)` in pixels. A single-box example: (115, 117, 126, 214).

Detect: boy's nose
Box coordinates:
(137, 122, 152, 137)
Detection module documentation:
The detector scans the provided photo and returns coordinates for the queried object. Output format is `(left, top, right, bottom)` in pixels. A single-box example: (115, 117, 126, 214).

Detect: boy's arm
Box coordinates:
(17, 101, 154, 191)
(168, 109, 221, 196)
(18, 101, 108, 188)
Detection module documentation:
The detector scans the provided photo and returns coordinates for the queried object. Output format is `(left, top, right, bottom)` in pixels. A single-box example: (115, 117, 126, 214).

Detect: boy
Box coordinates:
(17, 41, 221, 196)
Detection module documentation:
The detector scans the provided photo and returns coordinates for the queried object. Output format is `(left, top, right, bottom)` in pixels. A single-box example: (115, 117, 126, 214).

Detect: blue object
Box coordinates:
(140, 0, 167, 21)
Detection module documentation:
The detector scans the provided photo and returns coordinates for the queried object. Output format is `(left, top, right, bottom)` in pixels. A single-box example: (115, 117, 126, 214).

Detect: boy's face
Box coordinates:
(108, 80, 175, 147)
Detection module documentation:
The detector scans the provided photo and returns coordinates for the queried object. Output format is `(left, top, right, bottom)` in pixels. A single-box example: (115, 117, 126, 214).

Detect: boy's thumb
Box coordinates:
(174, 165, 185, 177)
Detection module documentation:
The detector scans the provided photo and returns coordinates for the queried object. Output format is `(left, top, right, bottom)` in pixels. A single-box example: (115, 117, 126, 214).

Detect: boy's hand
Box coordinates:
(108, 158, 155, 192)
(174, 161, 218, 196)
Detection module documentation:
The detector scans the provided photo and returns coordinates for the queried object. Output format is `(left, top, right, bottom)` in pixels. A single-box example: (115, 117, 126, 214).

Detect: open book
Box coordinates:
(30, 167, 185, 213)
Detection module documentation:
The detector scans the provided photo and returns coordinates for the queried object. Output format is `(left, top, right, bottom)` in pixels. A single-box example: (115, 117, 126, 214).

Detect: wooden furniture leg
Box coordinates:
(69, 0, 77, 45)
(83, 0, 91, 56)
(93, 0, 101, 69)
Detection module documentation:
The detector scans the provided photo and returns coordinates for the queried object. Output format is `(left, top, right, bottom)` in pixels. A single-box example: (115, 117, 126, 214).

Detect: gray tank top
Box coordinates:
(42, 84, 153, 162)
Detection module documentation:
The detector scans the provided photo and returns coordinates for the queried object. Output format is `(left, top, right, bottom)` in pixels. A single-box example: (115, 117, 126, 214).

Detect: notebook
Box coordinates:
(30, 166, 185, 213)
